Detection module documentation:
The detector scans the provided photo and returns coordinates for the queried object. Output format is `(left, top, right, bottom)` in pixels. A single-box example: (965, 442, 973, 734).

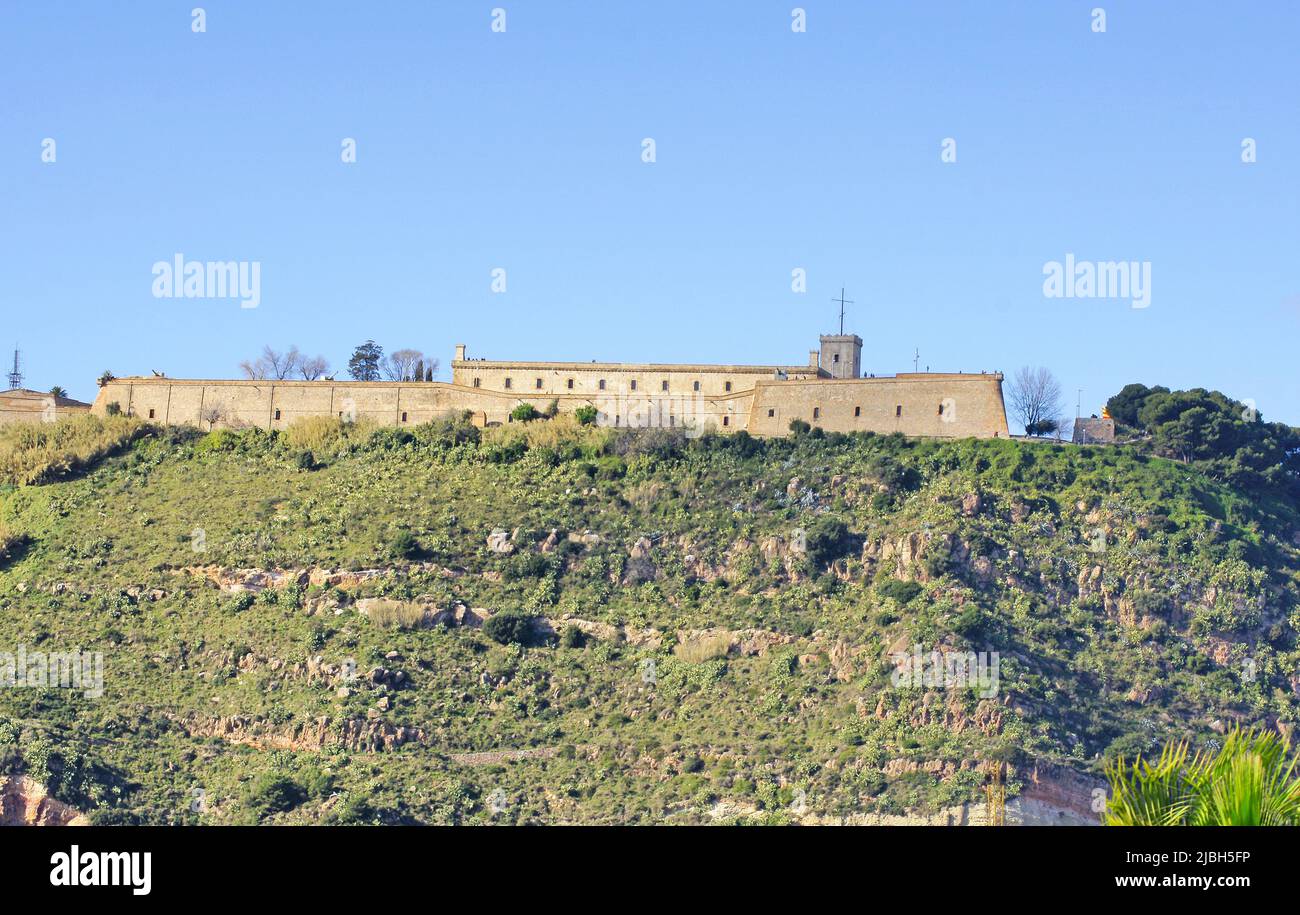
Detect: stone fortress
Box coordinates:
(90, 331, 1011, 439)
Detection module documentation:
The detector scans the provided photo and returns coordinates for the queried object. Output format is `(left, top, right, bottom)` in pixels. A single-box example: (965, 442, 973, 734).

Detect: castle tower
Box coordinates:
(819, 334, 862, 379)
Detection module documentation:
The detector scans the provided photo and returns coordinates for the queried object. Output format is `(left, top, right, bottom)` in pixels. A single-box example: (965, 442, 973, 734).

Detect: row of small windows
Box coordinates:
(602, 414, 732, 427)
(787, 403, 946, 421)
(479, 377, 727, 393)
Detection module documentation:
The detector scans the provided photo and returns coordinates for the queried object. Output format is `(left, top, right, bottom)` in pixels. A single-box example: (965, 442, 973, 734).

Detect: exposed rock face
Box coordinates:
(180, 713, 425, 753)
(354, 597, 489, 629)
(559, 617, 662, 649)
(1018, 763, 1106, 824)
(0, 776, 89, 826)
(675, 627, 795, 658)
(181, 564, 434, 592)
(623, 537, 658, 585)
(486, 529, 515, 554)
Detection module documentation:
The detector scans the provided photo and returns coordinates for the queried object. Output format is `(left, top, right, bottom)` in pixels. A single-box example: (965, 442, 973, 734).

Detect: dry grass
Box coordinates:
(673, 632, 735, 663)
(362, 599, 430, 630)
(482, 414, 613, 454)
(0, 414, 152, 486)
(282, 415, 377, 456)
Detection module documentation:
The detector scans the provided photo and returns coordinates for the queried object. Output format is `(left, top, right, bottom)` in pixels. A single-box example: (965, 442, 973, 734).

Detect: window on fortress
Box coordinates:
(535, 378, 543, 389)
(833, 354, 840, 364)
(896, 405, 903, 417)
(567, 379, 574, 389)
(473, 377, 481, 388)
(148, 408, 155, 419)
(661, 380, 669, 391)
(725, 381, 732, 392)
(693, 381, 700, 392)
(504, 378, 512, 389)
(274, 409, 281, 421)
(401, 412, 408, 423)
(813, 407, 820, 420)
(599, 379, 606, 390)
(937, 402, 944, 415)
(669, 416, 675, 427)
(723, 416, 729, 427)
(630, 380, 637, 391)
(767, 409, 774, 417)
(854, 406, 861, 417)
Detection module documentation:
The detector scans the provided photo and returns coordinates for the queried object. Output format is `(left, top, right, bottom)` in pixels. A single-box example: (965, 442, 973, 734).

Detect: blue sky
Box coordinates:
(3, 2, 1298, 426)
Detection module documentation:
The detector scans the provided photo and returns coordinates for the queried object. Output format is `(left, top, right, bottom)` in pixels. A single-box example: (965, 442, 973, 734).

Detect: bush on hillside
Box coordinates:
(877, 579, 923, 605)
(482, 609, 538, 645)
(510, 403, 541, 423)
(245, 774, 307, 818)
(388, 529, 423, 561)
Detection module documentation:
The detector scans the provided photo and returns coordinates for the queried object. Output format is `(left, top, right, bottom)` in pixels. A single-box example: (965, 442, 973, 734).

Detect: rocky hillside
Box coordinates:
(0, 413, 1297, 824)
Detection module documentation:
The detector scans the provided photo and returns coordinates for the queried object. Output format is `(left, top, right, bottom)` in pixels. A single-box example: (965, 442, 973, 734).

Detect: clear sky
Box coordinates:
(3, 2, 1298, 426)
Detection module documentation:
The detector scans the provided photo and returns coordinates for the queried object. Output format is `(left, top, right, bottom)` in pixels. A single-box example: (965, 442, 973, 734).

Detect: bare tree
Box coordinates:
(201, 404, 227, 430)
(298, 355, 330, 380)
(1006, 366, 1065, 437)
(240, 346, 301, 380)
(383, 349, 433, 382)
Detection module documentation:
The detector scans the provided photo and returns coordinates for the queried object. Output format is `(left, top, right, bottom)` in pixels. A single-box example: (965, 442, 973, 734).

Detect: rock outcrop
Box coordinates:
(0, 776, 89, 826)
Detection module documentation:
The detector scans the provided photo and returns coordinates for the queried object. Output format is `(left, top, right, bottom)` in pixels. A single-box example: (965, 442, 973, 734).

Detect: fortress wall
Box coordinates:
(746, 374, 1010, 438)
(93, 378, 759, 433)
(0, 390, 92, 427)
(92, 372, 1008, 439)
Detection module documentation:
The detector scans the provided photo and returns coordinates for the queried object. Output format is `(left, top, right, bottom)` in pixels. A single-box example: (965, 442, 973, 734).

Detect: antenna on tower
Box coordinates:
(831, 287, 854, 336)
(913, 348, 920, 373)
(7, 347, 21, 390)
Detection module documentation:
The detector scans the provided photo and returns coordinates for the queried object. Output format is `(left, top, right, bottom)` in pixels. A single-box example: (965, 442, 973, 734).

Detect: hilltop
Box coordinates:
(0, 410, 1297, 824)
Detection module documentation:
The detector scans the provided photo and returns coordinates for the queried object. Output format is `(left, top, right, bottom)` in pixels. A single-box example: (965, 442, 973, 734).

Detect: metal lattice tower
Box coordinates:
(6, 348, 21, 390)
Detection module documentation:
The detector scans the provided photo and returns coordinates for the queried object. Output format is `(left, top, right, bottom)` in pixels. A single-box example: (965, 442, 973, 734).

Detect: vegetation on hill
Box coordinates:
(0, 400, 1297, 824)
(1106, 383, 1300, 497)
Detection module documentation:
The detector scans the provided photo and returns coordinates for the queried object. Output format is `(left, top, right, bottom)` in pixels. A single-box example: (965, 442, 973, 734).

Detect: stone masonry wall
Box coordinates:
(92, 370, 1009, 439)
(0, 389, 92, 427)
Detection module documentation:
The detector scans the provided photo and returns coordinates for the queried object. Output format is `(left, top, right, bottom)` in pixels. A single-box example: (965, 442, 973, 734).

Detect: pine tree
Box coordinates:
(348, 341, 383, 381)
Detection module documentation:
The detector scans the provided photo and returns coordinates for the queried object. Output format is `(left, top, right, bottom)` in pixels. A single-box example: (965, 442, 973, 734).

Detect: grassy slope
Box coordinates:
(1, 420, 1297, 824)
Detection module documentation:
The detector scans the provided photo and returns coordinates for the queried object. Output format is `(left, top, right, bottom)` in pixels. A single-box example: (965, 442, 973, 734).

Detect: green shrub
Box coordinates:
(574, 405, 598, 425)
(803, 518, 858, 569)
(482, 609, 538, 645)
(510, 403, 541, 423)
(388, 529, 422, 560)
(246, 774, 306, 818)
(876, 579, 923, 605)
(561, 625, 586, 648)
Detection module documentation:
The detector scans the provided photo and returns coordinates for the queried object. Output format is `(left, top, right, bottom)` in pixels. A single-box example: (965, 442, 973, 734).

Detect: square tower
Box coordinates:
(819, 334, 862, 379)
